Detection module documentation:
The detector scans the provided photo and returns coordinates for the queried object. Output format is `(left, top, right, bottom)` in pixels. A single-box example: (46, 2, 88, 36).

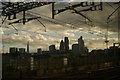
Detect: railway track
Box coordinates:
(39, 66, 120, 79)
(2, 66, 120, 80)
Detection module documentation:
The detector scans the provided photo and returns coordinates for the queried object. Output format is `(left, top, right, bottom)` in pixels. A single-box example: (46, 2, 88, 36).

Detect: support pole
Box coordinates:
(23, 10, 26, 25)
(52, 3, 55, 19)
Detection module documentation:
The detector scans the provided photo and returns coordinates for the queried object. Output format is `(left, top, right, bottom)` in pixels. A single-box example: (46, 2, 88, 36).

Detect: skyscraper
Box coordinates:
(78, 36, 85, 48)
(9, 47, 18, 53)
(78, 36, 85, 54)
(60, 40, 64, 52)
(19, 48, 25, 53)
(64, 37, 69, 53)
(78, 36, 88, 55)
(27, 41, 29, 53)
(37, 48, 42, 54)
(72, 44, 79, 54)
(49, 45, 56, 54)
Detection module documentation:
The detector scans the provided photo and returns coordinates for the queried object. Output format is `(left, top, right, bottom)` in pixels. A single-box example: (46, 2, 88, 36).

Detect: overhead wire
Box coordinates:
(27, 11, 74, 28)
(106, 2, 116, 10)
(28, 11, 96, 33)
(2, 2, 113, 40)
(36, 19, 46, 32)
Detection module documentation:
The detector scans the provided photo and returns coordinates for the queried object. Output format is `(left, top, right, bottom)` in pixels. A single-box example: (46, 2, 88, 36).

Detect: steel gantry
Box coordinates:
(2, 2, 53, 24)
(2, 2, 103, 25)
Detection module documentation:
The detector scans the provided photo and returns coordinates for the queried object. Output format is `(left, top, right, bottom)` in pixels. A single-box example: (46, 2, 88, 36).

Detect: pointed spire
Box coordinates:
(27, 41, 29, 53)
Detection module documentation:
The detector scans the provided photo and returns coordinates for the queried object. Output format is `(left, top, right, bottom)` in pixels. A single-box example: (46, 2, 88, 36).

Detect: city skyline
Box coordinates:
(1, 31, 118, 53)
(8, 36, 89, 53)
(6, 35, 119, 54)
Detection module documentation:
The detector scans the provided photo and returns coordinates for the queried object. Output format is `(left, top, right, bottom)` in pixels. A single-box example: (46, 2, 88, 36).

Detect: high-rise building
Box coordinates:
(27, 41, 29, 53)
(37, 48, 42, 54)
(78, 36, 88, 55)
(19, 48, 25, 53)
(60, 40, 64, 52)
(72, 44, 79, 54)
(9, 47, 18, 53)
(78, 36, 85, 53)
(78, 36, 85, 47)
(64, 37, 69, 53)
(49, 45, 56, 54)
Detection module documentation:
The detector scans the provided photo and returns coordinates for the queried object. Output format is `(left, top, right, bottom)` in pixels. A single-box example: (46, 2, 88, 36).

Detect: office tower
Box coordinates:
(27, 41, 29, 53)
(64, 37, 69, 53)
(49, 45, 56, 53)
(60, 40, 64, 52)
(72, 44, 79, 54)
(9, 47, 18, 53)
(37, 48, 42, 54)
(78, 36, 85, 47)
(19, 48, 25, 53)
(78, 36, 88, 55)
(78, 36, 85, 53)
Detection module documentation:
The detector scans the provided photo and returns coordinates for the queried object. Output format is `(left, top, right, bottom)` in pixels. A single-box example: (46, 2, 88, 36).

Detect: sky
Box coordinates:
(0, 2, 120, 53)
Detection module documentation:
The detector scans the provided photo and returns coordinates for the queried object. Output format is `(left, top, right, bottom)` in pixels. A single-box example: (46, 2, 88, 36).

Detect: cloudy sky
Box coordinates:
(1, 2, 119, 53)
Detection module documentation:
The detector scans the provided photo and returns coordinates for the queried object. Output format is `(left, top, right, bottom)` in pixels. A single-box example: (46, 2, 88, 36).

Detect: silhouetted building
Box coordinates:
(9, 47, 18, 53)
(72, 44, 79, 54)
(64, 37, 69, 53)
(78, 36, 88, 55)
(37, 48, 42, 54)
(27, 41, 29, 53)
(83, 47, 89, 54)
(60, 40, 65, 53)
(49, 45, 56, 54)
(19, 48, 25, 53)
(78, 36, 85, 52)
(91, 49, 104, 55)
(42, 51, 50, 54)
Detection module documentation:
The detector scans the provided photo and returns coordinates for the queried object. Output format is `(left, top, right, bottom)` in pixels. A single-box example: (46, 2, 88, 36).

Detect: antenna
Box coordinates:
(106, 4, 120, 48)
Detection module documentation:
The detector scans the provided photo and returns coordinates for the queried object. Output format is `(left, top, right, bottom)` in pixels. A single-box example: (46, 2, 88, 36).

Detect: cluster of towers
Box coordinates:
(60, 37, 69, 53)
(9, 41, 30, 54)
(60, 36, 88, 55)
